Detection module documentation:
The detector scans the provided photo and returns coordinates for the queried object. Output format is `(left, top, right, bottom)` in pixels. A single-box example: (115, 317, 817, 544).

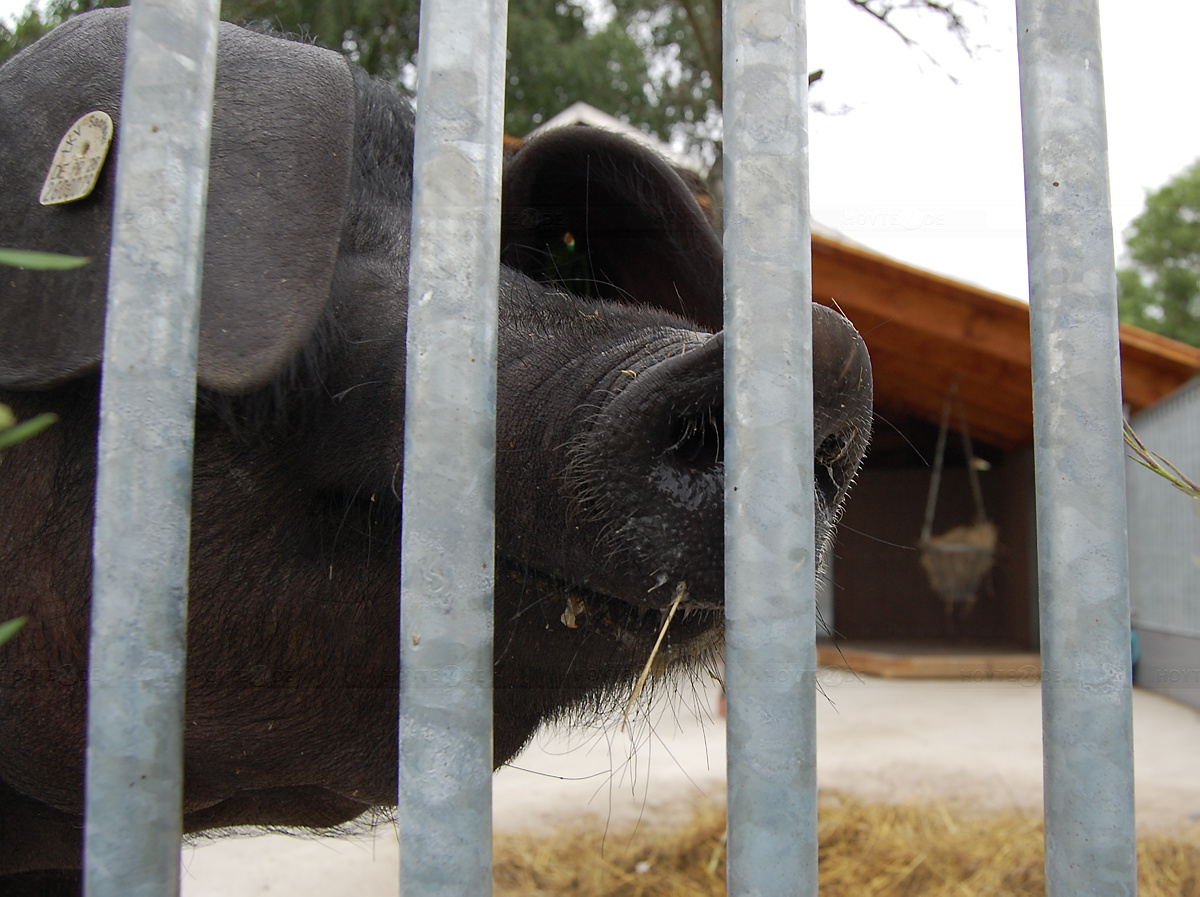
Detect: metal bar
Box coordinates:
(398, 0, 508, 891)
(722, 1, 818, 894)
(84, 3, 220, 896)
(1015, 2, 1138, 893)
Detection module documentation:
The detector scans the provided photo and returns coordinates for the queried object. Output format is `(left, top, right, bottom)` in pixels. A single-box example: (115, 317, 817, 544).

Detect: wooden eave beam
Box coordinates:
(1118, 324, 1200, 412)
(865, 342, 1032, 450)
(812, 234, 1032, 371)
(812, 233, 1200, 431)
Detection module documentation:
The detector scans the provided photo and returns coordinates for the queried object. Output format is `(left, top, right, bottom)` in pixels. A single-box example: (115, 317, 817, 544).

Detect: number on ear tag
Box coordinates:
(39, 111, 114, 206)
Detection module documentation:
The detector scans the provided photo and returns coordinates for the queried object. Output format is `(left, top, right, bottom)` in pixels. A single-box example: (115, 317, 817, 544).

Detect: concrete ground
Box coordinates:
(179, 671, 1200, 895)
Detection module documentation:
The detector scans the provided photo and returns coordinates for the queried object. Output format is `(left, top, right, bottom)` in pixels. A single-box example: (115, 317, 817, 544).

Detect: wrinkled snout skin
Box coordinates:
(0, 9, 872, 890)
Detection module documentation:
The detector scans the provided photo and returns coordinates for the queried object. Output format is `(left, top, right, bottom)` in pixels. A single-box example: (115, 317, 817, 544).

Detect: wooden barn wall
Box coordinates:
(828, 450, 1036, 649)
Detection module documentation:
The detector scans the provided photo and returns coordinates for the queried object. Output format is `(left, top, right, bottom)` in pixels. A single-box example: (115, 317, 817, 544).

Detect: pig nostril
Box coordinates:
(665, 414, 857, 476)
(815, 426, 862, 502)
(816, 428, 855, 468)
(666, 406, 723, 470)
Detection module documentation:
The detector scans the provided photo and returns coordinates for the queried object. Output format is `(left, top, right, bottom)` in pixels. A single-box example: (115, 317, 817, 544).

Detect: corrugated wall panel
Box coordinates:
(1128, 377, 1200, 637)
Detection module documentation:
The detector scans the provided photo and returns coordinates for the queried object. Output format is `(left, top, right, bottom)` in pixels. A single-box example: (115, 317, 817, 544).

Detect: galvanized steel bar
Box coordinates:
(1016, 2, 1138, 893)
(722, 1, 818, 894)
(84, 2, 219, 896)
(398, 0, 508, 891)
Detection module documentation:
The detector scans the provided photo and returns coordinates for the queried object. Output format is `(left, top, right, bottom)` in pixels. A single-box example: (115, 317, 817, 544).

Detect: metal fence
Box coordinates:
(85, 4, 218, 895)
(1017, 3, 1137, 893)
(82, 0, 1135, 895)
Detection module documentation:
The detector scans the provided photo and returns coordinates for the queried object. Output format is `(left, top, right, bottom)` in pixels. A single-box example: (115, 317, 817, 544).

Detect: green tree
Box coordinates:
(2, 0, 649, 140)
(223, 0, 421, 80)
(0, 2, 58, 60)
(608, 0, 721, 156)
(4, 1, 976, 152)
(500, 0, 650, 135)
(1118, 158, 1200, 348)
(228, 0, 653, 137)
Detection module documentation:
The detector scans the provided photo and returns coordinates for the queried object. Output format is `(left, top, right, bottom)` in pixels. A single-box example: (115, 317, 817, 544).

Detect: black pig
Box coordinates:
(0, 9, 872, 892)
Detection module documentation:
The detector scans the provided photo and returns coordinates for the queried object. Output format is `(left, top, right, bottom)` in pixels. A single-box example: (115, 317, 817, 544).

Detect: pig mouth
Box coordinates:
(569, 586, 726, 662)
(498, 563, 725, 661)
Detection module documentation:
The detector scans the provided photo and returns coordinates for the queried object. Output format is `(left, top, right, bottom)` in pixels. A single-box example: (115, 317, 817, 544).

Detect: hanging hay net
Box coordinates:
(919, 384, 997, 614)
(920, 521, 997, 607)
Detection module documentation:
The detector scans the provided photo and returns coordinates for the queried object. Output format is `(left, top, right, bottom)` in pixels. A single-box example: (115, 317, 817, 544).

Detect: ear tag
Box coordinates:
(39, 111, 114, 206)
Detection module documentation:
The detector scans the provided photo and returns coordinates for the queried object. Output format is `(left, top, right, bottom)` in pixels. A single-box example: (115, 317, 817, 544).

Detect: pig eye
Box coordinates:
(533, 230, 593, 298)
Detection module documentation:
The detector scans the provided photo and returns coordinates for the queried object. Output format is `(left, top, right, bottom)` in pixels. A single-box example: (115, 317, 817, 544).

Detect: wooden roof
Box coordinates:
(811, 233, 1200, 451)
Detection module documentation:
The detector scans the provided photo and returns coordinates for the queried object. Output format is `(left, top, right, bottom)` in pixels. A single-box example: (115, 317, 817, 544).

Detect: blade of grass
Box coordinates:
(0, 248, 91, 270)
(0, 412, 59, 452)
(0, 616, 27, 648)
(1123, 420, 1200, 500)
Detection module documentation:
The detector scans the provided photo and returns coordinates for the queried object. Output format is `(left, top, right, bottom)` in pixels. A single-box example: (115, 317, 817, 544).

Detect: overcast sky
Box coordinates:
(3, 1, 1196, 302)
(805, 0, 1200, 301)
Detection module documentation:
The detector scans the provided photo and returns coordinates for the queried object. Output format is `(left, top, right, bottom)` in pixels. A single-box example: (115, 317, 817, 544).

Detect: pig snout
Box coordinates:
(811, 303, 875, 540)
(508, 302, 872, 621)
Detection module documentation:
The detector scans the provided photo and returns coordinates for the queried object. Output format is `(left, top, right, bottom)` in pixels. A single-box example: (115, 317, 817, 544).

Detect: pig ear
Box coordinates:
(501, 126, 723, 332)
(0, 9, 355, 394)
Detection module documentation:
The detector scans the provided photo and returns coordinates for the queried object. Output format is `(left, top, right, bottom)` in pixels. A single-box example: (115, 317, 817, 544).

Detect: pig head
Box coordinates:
(0, 8, 872, 889)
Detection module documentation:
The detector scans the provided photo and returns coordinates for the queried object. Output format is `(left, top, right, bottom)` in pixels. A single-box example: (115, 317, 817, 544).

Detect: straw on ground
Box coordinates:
(494, 793, 1200, 896)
